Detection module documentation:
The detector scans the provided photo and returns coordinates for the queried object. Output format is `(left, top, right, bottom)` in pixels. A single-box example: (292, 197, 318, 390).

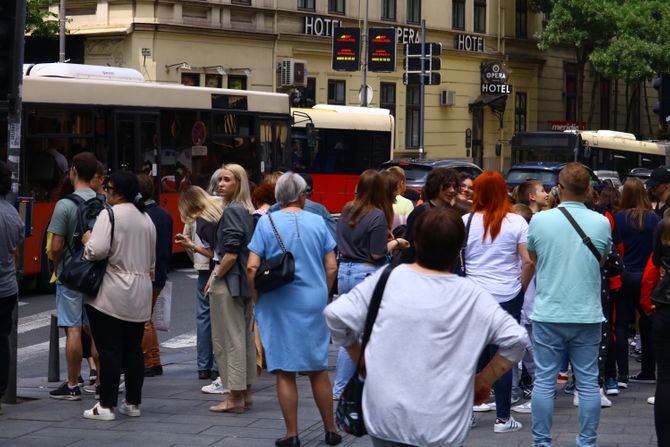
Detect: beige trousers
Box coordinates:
(209, 273, 257, 391)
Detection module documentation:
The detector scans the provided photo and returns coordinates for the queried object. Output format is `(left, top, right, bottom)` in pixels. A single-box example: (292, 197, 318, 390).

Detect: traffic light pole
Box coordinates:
(360, 0, 369, 107)
(418, 20, 426, 160)
(3, 0, 26, 407)
(59, 0, 66, 62)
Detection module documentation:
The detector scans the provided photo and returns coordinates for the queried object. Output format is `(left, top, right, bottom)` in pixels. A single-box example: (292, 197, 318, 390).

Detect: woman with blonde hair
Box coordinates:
(613, 177, 661, 387)
(176, 184, 224, 381)
(205, 164, 256, 413)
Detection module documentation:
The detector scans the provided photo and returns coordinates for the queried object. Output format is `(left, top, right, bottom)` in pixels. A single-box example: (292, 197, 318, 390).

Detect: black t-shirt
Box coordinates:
(337, 207, 389, 265)
(196, 218, 218, 250)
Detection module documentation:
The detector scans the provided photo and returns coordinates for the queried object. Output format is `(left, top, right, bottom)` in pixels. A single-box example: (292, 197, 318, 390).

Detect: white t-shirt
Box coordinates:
(462, 212, 529, 303)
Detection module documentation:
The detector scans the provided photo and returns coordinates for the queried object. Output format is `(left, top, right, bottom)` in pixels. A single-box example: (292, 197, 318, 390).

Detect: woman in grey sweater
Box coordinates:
(324, 207, 529, 447)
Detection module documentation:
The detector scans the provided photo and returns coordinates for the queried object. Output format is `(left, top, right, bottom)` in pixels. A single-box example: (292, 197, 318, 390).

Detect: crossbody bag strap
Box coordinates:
(358, 264, 395, 367)
(558, 207, 602, 264)
(459, 212, 475, 275)
(267, 212, 286, 254)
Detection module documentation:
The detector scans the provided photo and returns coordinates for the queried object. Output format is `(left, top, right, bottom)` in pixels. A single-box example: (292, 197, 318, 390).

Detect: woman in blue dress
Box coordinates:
(247, 172, 340, 447)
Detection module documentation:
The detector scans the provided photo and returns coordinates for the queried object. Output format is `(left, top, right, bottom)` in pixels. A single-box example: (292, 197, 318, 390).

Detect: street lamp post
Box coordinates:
(360, 0, 369, 107)
(59, 0, 66, 63)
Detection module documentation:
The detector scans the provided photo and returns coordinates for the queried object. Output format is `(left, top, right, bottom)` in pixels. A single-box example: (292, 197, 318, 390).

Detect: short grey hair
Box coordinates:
(208, 168, 222, 195)
(275, 172, 307, 207)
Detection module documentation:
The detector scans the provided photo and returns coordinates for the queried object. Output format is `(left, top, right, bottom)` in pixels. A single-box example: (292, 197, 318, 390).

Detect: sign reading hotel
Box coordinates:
(304, 16, 342, 37)
(455, 34, 485, 53)
(332, 27, 361, 71)
(368, 28, 396, 72)
(480, 62, 511, 95)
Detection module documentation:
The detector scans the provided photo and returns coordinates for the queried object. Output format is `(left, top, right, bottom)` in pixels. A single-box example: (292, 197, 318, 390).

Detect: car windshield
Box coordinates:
(506, 169, 558, 185)
(401, 166, 432, 182)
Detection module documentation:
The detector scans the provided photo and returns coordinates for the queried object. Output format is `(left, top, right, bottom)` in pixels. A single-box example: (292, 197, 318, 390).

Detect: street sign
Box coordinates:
(368, 28, 396, 72)
(403, 72, 441, 86)
(332, 27, 361, 71)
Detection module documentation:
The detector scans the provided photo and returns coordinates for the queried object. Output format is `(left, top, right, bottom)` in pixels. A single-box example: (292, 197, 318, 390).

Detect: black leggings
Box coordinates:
(0, 295, 17, 399)
(655, 303, 670, 446)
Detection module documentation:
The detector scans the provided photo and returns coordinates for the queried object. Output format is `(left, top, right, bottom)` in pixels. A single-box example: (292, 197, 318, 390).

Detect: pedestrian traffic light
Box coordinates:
(0, 0, 25, 111)
(652, 74, 670, 126)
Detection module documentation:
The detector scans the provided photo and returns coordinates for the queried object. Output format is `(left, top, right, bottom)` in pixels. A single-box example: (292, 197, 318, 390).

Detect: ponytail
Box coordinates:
(133, 192, 146, 213)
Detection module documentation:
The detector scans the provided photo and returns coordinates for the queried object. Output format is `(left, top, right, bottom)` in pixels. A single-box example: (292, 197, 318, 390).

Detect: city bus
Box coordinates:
(1, 63, 290, 289)
(510, 130, 669, 178)
(289, 105, 394, 212)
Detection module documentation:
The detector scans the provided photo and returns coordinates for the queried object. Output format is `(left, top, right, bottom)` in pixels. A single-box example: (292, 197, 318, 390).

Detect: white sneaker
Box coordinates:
(201, 377, 230, 395)
(648, 396, 655, 405)
(83, 402, 115, 421)
(572, 390, 612, 407)
(494, 416, 523, 433)
(473, 403, 492, 412)
(512, 400, 532, 414)
(118, 400, 141, 417)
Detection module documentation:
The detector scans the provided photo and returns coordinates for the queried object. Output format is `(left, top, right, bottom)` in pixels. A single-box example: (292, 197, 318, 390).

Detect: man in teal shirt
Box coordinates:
(527, 163, 611, 447)
(47, 152, 99, 401)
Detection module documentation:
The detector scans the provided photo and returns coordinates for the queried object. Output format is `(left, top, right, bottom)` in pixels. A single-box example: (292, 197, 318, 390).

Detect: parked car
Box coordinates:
(379, 159, 483, 196)
(594, 170, 622, 189)
(505, 162, 600, 192)
(623, 168, 653, 185)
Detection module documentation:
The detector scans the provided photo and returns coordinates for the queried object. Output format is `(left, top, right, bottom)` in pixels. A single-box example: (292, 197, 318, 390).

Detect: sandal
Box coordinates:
(209, 399, 245, 414)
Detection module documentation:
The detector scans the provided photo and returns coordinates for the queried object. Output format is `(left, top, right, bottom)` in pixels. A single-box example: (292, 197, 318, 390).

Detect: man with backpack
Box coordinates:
(48, 152, 100, 400)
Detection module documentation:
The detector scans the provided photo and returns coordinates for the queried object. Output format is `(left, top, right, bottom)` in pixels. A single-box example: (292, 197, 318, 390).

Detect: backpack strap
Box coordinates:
(359, 264, 396, 363)
(559, 207, 603, 265)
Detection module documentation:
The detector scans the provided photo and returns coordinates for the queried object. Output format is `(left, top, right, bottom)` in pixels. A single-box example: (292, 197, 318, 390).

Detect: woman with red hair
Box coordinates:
(463, 171, 534, 433)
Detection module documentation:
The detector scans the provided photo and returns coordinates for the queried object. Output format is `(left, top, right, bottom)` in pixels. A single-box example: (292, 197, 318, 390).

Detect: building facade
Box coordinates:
(52, 0, 660, 171)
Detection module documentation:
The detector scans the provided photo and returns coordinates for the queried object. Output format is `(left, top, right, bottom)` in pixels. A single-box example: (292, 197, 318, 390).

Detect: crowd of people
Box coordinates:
(1, 155, 669, 447)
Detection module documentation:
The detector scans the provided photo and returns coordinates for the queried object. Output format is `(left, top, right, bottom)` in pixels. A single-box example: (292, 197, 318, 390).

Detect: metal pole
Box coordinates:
(48, 315, 60, 382)
(59, 0, 66, 63)
(360, 0, 369, 107)
(418, 19, 426, 159)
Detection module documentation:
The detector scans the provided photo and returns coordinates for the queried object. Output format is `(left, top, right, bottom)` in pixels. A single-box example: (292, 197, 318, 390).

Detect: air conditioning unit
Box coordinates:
(440, 90, 456, 107)
(280, 59, 307, 87)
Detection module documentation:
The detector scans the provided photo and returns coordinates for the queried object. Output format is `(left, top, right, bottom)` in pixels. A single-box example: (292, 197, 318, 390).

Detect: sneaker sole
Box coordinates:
(119, 408, 140, 417)
(605, 389, 620, 396)
(49, 394, 81, 401)
(494, 426, 523, 433)
(618, 383, 629, 389)
(511, 408, 532, 414)
(83, 412, 115, 421)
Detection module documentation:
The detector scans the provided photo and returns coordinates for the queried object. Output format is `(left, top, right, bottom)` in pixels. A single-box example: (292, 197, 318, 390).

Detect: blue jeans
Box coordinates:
(196, 270, 215, 371)
(332, 261, 383, 397)
(478, 291, 523, 419)
(531, 322, 601, 447)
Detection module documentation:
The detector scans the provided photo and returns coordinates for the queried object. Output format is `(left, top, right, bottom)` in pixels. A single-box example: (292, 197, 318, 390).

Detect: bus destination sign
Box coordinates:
(211, 94, 248, 110)
(332, 27, 361, 71)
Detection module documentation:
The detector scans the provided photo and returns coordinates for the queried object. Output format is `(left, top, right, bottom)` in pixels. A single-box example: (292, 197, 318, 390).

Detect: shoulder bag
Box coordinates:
(335, 264, 395, 437)
(253, 212, 295, 293)
(60, 207, 114, 297)
(453, 212, 474, 277)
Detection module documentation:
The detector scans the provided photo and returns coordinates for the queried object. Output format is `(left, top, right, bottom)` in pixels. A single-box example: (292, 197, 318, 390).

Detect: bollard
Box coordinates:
(2, 300, 18, 405)
(47, 314, 60, 382)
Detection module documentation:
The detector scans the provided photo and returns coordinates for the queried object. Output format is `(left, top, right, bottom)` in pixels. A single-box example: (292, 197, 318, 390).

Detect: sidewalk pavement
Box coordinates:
(0, 346, 659, 447)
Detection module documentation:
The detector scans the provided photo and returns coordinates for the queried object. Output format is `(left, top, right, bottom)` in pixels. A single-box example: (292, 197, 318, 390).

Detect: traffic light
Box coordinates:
(652, 74, 670, 126)
(403, 43, 442, 86)
(0, 0, 26, 111)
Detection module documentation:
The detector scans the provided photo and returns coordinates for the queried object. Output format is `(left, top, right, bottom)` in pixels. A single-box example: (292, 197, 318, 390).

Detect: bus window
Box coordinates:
(260, 119, 290, 175)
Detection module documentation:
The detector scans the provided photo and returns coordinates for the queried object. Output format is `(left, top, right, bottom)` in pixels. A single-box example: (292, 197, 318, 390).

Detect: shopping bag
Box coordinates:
(152, 281, 172, 331)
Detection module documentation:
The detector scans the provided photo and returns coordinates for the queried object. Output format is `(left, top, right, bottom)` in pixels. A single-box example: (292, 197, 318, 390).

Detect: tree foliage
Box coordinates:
(590, 0, 670, 83)
(26, 0, 59, 38)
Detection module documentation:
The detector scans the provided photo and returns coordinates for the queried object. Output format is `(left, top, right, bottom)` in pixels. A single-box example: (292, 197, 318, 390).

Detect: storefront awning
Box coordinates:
(468, 94, 508, 114)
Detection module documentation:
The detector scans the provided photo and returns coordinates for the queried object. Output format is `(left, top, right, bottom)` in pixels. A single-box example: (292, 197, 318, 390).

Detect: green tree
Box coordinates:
(590, 0, 670, 133)
(26, 0, 59, 38)
(532, 0, 617, 124)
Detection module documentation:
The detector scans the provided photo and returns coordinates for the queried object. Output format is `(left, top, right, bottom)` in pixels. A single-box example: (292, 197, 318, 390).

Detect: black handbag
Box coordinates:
(254, 213, 295, 293)
(335, 264, 395, 437)
(60, 207, 114, 297)
(453, 212, 474, 277)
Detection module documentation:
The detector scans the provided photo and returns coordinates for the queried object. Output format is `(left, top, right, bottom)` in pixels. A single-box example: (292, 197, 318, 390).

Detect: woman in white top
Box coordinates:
(462, 170, 534, 433)
(82, 171, 156, 421)
(324, 207, 529, 447)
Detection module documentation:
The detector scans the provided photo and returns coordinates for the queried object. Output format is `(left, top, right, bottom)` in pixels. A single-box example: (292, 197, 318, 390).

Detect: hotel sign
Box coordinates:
(455, 34, 485, 53)
(304, 16, 343, 37)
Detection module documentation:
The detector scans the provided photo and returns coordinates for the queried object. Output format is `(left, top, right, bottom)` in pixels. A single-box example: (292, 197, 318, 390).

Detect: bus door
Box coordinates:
(113, 112, 160, 179)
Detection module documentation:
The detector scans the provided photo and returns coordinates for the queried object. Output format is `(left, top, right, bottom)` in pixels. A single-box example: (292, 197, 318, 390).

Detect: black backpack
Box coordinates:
(63, 193, 110, 246)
